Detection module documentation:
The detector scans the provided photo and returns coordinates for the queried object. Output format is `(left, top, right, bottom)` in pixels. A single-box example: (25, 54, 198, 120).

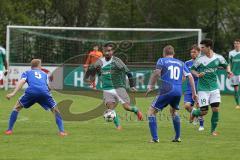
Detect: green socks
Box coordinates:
(211, 112, 219, 133)
(192, 108, 201, 117)
(130, 106, 138, 114)
(113, 113, 120, 127)
(234, 90, 240, 105)
(192, 108, 219, 133)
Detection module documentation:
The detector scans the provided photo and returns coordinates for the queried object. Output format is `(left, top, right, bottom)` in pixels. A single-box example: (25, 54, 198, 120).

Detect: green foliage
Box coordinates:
(0, 0, 239, 53)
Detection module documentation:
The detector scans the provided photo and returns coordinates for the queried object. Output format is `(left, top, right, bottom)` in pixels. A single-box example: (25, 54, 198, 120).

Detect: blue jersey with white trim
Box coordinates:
(156, 57, 190, 95)
(185, 59, 198, 94)
(21, 69, 49, 94)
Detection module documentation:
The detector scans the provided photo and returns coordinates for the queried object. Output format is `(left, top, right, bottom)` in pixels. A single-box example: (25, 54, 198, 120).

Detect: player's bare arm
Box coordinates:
(6, 79, 26, 100)
(146, 69, 161, 96)
(191, 69, 205, 78)
(126, 72, 137, 92)
(226, 65, 233, 79)
(84, 60, 102, 83)
(187, 74, 198, 101)
(114, 57, 137, 92)
(182, 75, 186, 81)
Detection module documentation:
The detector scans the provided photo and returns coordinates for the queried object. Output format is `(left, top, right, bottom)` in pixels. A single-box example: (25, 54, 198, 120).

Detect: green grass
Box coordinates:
(0, 90, 239, 160)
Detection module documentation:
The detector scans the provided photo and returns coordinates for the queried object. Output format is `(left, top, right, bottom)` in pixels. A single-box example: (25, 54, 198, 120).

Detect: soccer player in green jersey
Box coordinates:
(0, 46, 9, 87)
(85, 44, 143, 130)
(191, 39, 233, 136)
(229, 39, 240, 109)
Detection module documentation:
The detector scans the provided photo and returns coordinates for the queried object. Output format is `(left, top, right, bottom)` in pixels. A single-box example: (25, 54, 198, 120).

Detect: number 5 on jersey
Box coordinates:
(35, 72, 42, 79)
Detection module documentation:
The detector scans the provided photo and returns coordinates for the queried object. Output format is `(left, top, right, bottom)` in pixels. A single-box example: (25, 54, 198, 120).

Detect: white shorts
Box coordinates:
(103, 88, 130, 105)
(0, 71, 3, 80)
(231, 75, 240, 86)
(198, 89, 221, 107)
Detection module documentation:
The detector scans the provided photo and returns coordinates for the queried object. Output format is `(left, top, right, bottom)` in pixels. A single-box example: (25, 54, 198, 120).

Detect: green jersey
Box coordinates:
(0, 47, 6, 71)
(93, 56, 130, 90)
(191, 53, 228, 91)
(229, 50, 240, 75)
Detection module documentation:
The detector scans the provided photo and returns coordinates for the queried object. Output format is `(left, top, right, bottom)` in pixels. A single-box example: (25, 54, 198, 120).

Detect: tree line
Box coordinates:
(0, 0, 239, 54)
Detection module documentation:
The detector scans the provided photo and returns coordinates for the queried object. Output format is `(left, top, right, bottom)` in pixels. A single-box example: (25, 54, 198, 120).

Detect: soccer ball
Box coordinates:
(103, 109, 116, 122)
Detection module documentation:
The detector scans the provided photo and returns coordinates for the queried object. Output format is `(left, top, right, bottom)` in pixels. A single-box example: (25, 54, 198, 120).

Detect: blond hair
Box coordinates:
(31, 59, 41, 68)
(163, 45, 175, 55)
(190, 44, 200, 52)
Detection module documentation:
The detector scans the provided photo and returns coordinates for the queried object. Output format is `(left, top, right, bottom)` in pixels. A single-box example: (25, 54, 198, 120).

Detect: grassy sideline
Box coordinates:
(0, 90, 239, 160)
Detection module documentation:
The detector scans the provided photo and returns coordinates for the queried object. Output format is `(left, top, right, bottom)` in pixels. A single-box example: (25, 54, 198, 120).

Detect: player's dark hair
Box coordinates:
(92, 43, 99, 47)
(104, 42, 114, 48)
(200, 39, 213, 49)
(103, 43, 113, 50)
(234, 39, 240, 43)
(190, 44, 200, 52)
(163, 45, 175, 55)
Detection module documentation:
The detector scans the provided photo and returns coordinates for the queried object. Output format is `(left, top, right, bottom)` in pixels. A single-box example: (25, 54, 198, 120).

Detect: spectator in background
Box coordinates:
(0, 45, 9, 88)
(84, 45, 103, 89)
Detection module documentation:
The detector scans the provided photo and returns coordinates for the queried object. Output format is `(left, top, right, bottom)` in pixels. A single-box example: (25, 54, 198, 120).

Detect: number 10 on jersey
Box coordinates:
(168, 65, 180, 80)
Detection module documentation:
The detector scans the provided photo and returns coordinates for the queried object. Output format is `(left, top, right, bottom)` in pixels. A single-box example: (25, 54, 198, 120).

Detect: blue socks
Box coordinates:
(148, 116, 158, 141)
(199, 116, 204, 127)
(8, 110, 19, 131)
(172, 114, 180, 139)
(55, 112, 64, 132)
(149, 113, 181, 141)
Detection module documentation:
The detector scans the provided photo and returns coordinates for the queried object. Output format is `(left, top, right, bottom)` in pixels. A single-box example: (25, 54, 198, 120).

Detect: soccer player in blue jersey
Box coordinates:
(146, 45, 197, 142)
(184, 45, 204, 131)
(5, 59, 67, 136)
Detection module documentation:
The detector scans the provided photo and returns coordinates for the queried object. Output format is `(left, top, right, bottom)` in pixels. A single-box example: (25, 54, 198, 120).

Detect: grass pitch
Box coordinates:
(0, 90, 239, 160)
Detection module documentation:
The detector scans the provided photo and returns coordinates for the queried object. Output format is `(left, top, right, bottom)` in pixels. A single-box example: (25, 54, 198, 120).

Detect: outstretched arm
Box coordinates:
(126, 72, 135, 87)
(114, 57, 137, 91)
(187, 74, 198, 101)
(226, 65, 233, 78)
(190, 58, 205, 78)
(6, 79, 26, 100)
(84, 59, 102, 82)
(191, 68, 205, 78)
(146, 69, 161, 96)
(219, 55, 233, 78)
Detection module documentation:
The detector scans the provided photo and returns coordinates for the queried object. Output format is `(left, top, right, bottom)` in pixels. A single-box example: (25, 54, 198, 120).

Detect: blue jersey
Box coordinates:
(156, 57, 191, 96)
(185, 59, 198, 94)
(21, 69, 49, 94)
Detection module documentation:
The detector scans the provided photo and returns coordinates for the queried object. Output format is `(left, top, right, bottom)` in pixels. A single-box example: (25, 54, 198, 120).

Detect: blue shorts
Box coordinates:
(151, 94, 181, 111)
(19, 92, 57, 111)
(184, 93, 194, 106)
